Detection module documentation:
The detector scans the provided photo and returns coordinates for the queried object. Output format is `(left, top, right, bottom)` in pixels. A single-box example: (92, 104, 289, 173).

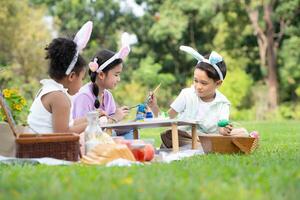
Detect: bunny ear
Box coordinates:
(73, 21, 93, 51)
(121, 32, 130, 48)
(209, 51, 223, 65)
(118, 46, 130, 59)
(179, 45, 205, 62)
(118, 32, 131, 59)
(65, 21, 93, 75)
(96, 32, 131, 72)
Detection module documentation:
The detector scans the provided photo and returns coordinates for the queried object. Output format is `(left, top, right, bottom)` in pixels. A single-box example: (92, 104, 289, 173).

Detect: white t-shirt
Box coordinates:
(170, 86, 230, 134)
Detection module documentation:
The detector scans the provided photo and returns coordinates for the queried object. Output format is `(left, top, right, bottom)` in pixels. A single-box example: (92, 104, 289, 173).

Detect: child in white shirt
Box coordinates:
(149, 46, 233, 148)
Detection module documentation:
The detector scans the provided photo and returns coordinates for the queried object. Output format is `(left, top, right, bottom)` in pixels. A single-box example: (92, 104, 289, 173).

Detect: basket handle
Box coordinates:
(0, 92, 18, 137)
(232, 138, 250, 154)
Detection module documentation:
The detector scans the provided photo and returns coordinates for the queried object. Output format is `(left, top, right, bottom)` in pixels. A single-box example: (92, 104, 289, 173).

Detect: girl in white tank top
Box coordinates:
(27, 21, 93, 134)
(27, 79, 74, 133)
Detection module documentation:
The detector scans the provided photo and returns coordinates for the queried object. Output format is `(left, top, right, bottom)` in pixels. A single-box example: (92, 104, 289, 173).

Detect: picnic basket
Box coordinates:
(198, 134, 258, 154)
(0, 92, 80, 161)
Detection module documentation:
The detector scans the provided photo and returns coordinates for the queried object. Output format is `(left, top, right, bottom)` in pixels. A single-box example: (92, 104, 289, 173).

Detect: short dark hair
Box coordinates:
(89, 49, 123, 108)
(195, 54, 226, 81)
(45, 38, 86, 80)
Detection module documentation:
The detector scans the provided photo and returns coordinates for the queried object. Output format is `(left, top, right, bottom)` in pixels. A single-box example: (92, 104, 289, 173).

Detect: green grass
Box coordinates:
(1, 121, 300, 200)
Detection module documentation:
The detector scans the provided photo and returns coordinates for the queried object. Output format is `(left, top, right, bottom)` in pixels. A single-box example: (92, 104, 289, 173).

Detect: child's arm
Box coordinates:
(69, 122, 88, 134)
(109, 106, 129, 122)
(73, 117, 87, 125)
(148, 92, 160, 117)
(219, 125, 233, 136)
(50, 92, 86, 133)
(217, 104, 232, 135)
(167, 108, 178, 119)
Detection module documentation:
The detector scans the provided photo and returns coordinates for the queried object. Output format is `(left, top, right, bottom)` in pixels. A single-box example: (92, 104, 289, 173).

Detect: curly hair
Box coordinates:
(45, 38, 86, 80)
(89, 49, 123, 109)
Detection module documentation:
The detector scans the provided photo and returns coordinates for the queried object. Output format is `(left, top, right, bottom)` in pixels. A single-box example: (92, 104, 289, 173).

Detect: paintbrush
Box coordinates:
(145, 83, 161, 105)
(127, 104, 139, 110)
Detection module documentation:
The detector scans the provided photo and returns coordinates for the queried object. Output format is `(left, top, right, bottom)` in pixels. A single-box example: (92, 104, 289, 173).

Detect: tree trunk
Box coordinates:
(246, 2, 279, 111)
(264, 3, 278, 110)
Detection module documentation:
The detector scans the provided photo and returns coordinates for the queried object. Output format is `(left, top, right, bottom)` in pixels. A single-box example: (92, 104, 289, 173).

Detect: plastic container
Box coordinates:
(145, 111, 153, 119)
(84, 111, 114, 154)
(84, 111, 102, 154)
(135, 104, 146, 121)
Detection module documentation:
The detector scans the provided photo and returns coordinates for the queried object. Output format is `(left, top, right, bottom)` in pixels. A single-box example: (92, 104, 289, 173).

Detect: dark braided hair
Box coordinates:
(195, 53, 227, 81)
(45, 38, 86, 80)
(89, 49, 123, 109)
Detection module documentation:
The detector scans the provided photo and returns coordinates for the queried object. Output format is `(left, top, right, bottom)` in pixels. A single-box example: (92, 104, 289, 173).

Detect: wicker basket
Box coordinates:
(16, 133, 80, 161)
(1, 92, 80, 161)
(199, 135, 258, 154)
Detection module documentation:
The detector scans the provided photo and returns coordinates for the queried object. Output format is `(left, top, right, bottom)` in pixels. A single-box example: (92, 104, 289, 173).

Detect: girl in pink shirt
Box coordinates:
(73, 33, 133, 138)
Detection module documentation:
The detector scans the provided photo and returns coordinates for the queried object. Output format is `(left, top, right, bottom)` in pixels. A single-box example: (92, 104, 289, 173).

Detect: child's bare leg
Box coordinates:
(230, 128, 249, 137)
(160, 129, 199, 148)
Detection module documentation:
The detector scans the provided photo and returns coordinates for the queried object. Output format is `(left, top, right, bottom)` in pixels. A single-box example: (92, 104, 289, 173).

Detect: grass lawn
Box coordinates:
(0, 121, 299, 200)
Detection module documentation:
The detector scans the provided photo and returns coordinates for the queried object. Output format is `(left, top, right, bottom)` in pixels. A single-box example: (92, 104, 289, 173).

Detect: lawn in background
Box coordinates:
(0, 121, 299, 200)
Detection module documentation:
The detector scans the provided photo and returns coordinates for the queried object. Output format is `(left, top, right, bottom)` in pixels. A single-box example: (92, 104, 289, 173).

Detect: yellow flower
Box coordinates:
(3, 89, 12, 98)
(13, 104, 22, 111)
(20, 98, 26, 106)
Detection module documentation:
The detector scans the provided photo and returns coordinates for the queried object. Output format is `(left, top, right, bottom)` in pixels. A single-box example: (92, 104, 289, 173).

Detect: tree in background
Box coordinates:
(0, 0, 51, 99)
(245, 0, 300, 111)
(2, 0, 299, 120)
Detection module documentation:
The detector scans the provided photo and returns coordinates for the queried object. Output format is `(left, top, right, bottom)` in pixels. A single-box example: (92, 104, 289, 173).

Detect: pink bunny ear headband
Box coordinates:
(89, 32, 131, 73)
(179, 45, 224, 80)
(65, 21, 93, 75)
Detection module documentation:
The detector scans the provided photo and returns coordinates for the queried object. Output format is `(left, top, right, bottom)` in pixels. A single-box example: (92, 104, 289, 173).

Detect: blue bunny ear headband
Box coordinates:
(179, 45, 224, 80)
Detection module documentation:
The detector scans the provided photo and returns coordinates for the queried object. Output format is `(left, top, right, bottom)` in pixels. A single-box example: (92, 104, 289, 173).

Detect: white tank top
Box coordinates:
(27, 79, 74, 133)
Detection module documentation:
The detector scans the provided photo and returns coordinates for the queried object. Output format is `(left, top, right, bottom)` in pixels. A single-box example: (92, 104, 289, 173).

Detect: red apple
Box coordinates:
(144, 144, 155, 161)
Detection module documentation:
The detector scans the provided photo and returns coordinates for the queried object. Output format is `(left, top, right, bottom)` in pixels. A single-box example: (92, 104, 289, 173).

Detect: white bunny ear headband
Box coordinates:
(179, 45, 224, 80)
(65, 21, 93, 75)
(89, 32, 131, 73)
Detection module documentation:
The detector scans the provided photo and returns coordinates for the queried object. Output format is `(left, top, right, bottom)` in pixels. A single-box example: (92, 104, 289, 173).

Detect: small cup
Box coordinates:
(130, 143, 146, 162)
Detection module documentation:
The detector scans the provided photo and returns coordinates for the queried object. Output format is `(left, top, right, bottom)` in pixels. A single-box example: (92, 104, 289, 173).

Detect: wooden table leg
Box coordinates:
(171, 123, 179, 152)
(106, 128, 112, 136)
(192, 125, 197, 149)
(133, 128, 139, 139)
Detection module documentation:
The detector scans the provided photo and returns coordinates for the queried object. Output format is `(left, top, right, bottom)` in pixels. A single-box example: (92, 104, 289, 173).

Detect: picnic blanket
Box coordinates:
(0, 148, 204, 167)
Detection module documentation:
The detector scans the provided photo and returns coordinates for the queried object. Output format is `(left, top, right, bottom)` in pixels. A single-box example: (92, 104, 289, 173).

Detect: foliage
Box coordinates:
(0, 89, 28, 125)
(0, 122, 300, 199)
(279, 36, 300, 101)
(219, 53, 253, 109)
(132, 56, 176, 107)
(277, 102, 300, 120)
(0, 0, 51, 100)
(1, 0, 299, 120)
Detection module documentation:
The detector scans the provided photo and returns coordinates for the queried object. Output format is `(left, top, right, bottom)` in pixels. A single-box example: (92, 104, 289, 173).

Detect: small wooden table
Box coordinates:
(100, 119, 198, 152)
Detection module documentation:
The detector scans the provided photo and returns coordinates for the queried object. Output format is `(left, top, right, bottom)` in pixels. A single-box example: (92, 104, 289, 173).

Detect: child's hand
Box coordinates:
(147, 92, 159, 117)
(219, 124, 233, 136)
(114, 106, 129, 121)
(147, 92, 157, 108)
(98, 109, 107, 117)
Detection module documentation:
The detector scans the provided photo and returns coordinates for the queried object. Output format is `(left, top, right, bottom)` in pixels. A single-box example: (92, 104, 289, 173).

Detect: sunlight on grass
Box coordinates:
(0, 121, 299, 200)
